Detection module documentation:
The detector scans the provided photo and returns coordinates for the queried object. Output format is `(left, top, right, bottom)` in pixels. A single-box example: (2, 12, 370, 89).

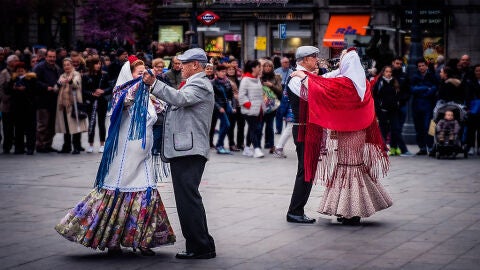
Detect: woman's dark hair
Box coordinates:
(86, 56, 101, 75)
(441, 66, 455, 79)
(380, 65, 392, 76)
(243, 59, 260, 73)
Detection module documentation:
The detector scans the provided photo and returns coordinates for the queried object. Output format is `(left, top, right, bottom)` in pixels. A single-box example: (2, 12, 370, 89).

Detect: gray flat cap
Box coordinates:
(177, 48, 208, 63)
(295, 46, 319, 60)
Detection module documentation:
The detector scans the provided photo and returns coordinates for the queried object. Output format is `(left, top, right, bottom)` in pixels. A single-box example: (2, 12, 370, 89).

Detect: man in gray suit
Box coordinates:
(143, 48, 216, 259)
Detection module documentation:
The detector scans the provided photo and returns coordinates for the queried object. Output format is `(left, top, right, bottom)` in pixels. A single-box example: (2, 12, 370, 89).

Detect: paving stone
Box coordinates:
(1, 138, 479, 269)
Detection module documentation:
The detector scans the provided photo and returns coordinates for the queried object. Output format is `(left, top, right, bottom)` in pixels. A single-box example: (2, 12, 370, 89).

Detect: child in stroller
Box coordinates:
(431, 103, 467, 159)
(436, 110, 460, 146)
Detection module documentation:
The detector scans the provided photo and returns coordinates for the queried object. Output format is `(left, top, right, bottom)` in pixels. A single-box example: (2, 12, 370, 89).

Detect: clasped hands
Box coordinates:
(142, 69, 156, 86)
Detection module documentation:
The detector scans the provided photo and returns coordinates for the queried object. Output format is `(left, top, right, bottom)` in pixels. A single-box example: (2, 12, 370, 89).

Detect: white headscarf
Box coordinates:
(115, 61, 133, 87)
(338, 50, 367, 101)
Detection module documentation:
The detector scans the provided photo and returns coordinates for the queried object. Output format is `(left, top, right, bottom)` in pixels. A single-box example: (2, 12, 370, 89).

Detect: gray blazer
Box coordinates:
(151, 71, 214, 160)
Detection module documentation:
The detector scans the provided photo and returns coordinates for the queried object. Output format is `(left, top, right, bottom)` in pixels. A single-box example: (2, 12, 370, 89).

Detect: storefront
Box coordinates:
(402, 6, 445, 64)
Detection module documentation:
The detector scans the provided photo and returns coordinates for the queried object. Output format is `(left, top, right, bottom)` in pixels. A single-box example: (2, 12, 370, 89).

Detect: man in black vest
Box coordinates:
(286, 46, 320, 223)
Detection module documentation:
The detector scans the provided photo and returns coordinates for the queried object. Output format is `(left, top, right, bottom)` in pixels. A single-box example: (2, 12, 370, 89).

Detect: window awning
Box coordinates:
(323, 15, 370, 48)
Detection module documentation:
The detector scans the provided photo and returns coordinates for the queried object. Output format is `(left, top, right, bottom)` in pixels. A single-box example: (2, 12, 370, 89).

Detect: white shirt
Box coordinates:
(288, 65, 341, 97)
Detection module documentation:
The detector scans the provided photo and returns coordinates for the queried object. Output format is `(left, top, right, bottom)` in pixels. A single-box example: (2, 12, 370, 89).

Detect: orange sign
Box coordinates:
(323, 15, 370, 48)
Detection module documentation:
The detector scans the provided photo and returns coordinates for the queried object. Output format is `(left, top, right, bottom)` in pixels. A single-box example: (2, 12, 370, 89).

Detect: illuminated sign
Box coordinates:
(158, 25, 183, 43)
(197, 11, 220, 26)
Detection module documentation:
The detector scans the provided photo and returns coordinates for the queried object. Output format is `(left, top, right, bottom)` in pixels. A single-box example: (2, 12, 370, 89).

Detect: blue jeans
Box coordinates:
(412, 102, 433, 151)
(215, 111, 230, 148)
(275, 109, 284, 134)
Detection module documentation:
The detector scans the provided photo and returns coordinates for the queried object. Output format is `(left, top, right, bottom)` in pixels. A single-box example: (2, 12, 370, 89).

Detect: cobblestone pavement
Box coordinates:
(0, 134, 479, 269)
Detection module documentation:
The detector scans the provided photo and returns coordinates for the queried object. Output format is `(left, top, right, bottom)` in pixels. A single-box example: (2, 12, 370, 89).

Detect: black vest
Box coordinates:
(286, 76, 301, 124)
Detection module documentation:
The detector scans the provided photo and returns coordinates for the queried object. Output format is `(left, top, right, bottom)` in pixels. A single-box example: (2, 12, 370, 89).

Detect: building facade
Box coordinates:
(1, 0, 479, 65)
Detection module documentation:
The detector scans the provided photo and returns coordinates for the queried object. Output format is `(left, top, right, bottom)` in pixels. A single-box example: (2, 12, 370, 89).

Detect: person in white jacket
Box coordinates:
(238, 59, 265, 158)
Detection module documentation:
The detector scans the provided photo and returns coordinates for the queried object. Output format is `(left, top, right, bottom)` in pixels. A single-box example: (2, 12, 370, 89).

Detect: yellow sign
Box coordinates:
(255, 36, 267, 51)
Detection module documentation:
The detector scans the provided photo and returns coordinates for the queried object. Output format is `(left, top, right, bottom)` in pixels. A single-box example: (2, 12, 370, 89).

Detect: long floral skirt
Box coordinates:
(55, 188, 175, 250)
(318, 130, 393, 219)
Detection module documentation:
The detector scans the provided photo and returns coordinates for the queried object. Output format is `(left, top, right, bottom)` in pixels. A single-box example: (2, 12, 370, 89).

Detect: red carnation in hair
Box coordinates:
(128, 55, 139, 64)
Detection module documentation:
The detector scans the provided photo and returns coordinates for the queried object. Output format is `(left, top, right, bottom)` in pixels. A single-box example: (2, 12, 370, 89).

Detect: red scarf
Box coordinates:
(300, 74, 387, 182)
(242, 72, 256, 79)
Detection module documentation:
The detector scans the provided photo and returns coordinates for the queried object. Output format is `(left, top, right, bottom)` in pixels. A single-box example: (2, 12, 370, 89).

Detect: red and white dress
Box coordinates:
(302, 73, 393, 219)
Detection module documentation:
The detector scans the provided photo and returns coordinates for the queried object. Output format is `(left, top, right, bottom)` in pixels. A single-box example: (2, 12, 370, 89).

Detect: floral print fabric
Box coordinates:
(55, 188, 175, 250)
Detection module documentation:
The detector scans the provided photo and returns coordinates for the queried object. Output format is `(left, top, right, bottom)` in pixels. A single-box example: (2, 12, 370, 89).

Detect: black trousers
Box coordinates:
(1, 112, 14, 153)
(87, 99, 108, 143)
(62, 110, 81, 151)
(170, 155, 215, 253)
(288, 125, 313, 216)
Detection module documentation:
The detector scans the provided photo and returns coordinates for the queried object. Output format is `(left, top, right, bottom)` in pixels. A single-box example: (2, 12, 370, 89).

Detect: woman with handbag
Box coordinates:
(260, 59, 283, 154)
(54, 58, 87, 154)
(238, 60, 265, 158)
(82, 56, 112, 153)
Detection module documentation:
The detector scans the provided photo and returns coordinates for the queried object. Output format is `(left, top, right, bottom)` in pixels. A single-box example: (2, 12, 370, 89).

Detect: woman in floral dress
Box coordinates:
(55, 56, 175, 255)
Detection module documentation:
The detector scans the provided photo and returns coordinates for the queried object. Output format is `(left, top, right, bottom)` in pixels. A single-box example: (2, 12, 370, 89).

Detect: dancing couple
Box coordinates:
(56, 49, 216, 259)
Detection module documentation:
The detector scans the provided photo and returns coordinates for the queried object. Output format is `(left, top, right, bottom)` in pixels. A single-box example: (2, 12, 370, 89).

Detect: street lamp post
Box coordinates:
(190, 0, 199, 48)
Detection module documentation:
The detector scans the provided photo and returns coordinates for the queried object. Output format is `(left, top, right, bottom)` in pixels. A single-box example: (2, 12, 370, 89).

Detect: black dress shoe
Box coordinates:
(139, 247, 155, 256)
(175, 251, 216, 259)
(72, 149, 80, 155)
(416, 149, 427, 155)
(339, 216, 361, 225)
(286, 213, 316, 224)
(58, 148, 71, 154)
(107, 247, 123, 256)
(45, 147, 58, 153)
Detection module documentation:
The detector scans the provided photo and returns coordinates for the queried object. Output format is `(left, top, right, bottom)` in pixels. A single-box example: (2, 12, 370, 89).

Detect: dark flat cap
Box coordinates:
(177, 48, 208, 63)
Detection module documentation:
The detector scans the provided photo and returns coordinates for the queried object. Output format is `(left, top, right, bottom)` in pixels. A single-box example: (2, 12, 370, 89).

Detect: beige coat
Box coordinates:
(55, 71, 88, 134)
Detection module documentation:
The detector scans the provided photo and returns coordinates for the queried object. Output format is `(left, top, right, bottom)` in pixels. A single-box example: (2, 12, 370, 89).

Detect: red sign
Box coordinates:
(197, 11, 220, 26)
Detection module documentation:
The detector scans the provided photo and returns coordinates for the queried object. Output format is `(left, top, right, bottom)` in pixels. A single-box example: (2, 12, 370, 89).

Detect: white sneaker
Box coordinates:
(86, 146, 94, 153)
(274, 148, 287, 158)
(242, 147, 253, 157)
(98, 146, 105, 153)
(253, 148, 264, 158)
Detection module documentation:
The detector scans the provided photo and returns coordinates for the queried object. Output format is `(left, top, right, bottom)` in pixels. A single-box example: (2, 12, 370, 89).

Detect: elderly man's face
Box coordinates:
(180, 61, 199, 79)
(459, 55, 470, 68)
(281, 58, 290, 69)
(172, 58, 182, 71)
(303, 54, 319, 72)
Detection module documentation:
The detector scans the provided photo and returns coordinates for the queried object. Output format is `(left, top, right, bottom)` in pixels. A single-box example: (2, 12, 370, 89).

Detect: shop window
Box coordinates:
(205, 36, 224, 57)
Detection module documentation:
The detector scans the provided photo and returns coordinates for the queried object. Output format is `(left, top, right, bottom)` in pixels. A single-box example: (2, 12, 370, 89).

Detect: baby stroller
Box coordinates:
(430, 102, 468, 159)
